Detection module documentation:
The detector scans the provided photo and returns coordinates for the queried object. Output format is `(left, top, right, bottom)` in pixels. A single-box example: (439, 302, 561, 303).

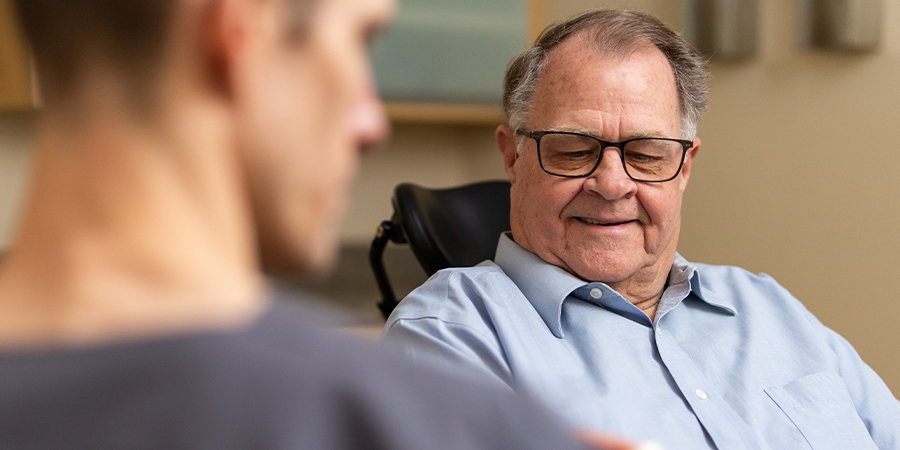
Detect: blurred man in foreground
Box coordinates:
(0, 0, 634, 448)
(382, 10, 900, 448)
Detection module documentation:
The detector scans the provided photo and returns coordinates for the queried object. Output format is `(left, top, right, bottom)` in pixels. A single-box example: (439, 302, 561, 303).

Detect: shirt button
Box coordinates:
(589, 288, 603, 299)
(695, 389, 708, 400)
(655, 327, 662, 337)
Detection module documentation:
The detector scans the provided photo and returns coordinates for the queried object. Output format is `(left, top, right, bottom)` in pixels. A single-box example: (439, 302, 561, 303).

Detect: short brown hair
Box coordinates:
(503, 10, 709, 139)
(12, 0, 317, 105)
(13, 0, 175, 104)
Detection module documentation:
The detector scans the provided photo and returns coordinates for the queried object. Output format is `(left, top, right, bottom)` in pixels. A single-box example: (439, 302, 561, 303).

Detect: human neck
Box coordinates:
(0, 89, 265, 349)
(606, 255, 676, 322)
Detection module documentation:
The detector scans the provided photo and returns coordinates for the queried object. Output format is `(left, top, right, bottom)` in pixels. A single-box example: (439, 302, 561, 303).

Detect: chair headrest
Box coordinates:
(392, 181, 511, 276)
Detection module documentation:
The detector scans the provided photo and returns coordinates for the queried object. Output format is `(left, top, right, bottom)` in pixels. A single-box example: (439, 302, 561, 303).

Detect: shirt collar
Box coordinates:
(668, 255, 737, 316)
(494, 233, 585, 338)
(494, 234, 737, 337)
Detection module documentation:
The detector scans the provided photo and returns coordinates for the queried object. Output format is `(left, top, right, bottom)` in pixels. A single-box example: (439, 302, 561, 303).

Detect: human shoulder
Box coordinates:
(692, 261, 790, 296)
(0, 299, 389, 449)
(689, 261, 818, 325)
(388, 260, 520, 322)
(247, 296, 584, 450)
(0, 293, 584, 450)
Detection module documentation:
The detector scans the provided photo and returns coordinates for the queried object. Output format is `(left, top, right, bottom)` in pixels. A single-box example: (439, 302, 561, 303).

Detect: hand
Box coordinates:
(575, 430, 639, 450)
(574, 430, 665, 450)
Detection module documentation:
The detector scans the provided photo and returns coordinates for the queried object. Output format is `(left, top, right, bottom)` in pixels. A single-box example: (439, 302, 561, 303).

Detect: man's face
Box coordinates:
(234, 0, 394, 274)
(499, 34, 699, 295)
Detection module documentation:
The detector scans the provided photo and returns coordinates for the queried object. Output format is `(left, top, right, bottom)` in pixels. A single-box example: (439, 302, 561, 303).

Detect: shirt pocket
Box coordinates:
(764, 370, 877, 450)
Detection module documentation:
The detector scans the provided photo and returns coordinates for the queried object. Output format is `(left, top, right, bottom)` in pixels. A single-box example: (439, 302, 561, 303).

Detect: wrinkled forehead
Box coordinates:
(530, 34, 680, 130)
(541, 30, 674, 91)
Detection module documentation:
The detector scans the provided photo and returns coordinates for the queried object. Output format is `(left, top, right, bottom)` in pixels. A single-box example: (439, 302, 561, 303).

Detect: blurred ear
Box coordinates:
(496, 124, 519, 184)
(202, 0, 271, 100)
(679, 137, 701, 189)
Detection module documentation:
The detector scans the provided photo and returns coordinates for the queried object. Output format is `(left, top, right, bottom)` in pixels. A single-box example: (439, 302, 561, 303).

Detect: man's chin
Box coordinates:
(565, 251, 644, 284)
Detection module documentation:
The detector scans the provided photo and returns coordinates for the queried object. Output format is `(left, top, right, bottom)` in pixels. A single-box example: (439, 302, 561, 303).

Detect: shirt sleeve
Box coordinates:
(809, 314, 900, 448)
(363, 349, 589, 450)
(381, 317, 514, 391)
(756, 273, 900, 447)
(278, 302, 590, 450)
(380, 269, 517, 391)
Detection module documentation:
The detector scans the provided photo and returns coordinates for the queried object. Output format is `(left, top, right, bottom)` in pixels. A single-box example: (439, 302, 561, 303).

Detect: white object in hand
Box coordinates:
(638, 441, 666, 450)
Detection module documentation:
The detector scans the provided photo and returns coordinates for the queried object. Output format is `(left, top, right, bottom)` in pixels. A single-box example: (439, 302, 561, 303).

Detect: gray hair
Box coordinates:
(503, 10, 709, 145)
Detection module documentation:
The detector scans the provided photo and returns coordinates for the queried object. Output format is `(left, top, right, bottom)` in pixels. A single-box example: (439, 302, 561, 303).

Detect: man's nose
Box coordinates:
(583, 147, 638, 200)
(351, 86, 390, 153)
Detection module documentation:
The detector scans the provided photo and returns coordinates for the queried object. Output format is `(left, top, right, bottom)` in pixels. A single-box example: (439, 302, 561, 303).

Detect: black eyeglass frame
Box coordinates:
(516, 130, 694, 183)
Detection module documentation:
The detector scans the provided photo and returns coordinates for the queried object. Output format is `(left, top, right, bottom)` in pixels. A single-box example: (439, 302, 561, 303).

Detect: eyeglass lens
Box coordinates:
(537, 133, 684, 181)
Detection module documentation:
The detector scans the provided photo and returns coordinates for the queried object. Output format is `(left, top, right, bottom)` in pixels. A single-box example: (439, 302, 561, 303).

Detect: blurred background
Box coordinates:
(1, 0, 898, 393)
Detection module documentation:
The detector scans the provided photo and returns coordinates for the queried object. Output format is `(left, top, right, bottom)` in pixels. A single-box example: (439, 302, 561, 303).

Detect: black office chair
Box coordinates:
(369, 180, 511, 319)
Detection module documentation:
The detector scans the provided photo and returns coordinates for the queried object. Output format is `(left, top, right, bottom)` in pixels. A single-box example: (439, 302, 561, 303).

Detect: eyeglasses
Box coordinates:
(517, 130, 693, 182)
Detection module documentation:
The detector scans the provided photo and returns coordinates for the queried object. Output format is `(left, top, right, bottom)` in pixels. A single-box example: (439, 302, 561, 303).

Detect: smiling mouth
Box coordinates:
(577, 217, 635, 226)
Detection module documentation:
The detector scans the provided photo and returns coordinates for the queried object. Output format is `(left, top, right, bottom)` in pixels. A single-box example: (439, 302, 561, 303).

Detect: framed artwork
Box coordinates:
(371, 0, 546, 123)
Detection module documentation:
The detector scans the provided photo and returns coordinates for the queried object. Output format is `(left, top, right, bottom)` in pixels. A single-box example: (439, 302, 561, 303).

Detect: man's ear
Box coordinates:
(680, 137, 701, 188)
(496, 124, 519, 184)
(202, 0, 267, 101)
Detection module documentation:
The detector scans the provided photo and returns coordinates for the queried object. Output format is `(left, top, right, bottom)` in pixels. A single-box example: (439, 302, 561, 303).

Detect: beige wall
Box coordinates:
(681, 1, 900, 393)
(0, 112, 33, 248)
(0, 0, 897, 392)
(340, 123, 505, 243)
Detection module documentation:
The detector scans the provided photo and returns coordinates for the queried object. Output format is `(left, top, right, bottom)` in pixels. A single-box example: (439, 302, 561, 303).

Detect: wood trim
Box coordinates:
(386, 103, 505, 125)
(0, 0, 35, 110)
(528, 0, 548, 44)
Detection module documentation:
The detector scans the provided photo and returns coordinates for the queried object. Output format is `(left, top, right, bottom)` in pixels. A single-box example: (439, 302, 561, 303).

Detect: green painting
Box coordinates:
(371, 0, 527, 105)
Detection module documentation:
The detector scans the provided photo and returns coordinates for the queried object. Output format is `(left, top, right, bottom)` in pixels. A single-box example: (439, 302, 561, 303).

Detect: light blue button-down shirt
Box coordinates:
(381, 234, 900, 450)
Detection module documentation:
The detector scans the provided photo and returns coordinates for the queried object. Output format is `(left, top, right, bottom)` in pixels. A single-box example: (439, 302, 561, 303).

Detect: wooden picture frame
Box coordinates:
(0, 0, 37, 110)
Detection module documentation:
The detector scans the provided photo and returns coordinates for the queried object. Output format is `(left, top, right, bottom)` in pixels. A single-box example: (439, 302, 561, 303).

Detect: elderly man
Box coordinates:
(381, 9, 900, 449)
(0, 0, 635, 449)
